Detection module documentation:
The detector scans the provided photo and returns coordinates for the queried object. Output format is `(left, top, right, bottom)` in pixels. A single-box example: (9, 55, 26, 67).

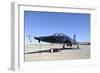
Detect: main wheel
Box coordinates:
(67, 43, 69, 46)
(69, 43, 72, 47)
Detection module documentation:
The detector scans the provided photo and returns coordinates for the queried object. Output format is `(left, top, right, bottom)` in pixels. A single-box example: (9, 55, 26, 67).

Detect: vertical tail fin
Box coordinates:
(73, 34, 76, 44)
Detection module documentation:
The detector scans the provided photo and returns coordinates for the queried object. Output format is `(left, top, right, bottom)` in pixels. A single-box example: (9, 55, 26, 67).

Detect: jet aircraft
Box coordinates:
(34, 33, 78, 49)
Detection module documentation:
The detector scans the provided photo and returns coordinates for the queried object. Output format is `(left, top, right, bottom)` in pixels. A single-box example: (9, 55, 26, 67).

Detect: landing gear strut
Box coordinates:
(63, 43, 65, 48)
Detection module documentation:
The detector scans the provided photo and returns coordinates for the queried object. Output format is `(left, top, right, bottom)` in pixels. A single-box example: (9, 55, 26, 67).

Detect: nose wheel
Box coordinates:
(50, 49, 53, 53)
(50, 49, 60, 53)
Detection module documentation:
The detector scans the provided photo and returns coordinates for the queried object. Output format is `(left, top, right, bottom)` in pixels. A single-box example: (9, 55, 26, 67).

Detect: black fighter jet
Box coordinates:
(34, 33, 78, 49)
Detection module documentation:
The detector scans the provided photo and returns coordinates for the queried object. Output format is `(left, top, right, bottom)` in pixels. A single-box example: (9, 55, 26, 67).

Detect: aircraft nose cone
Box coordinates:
(34, 37, 39, 40)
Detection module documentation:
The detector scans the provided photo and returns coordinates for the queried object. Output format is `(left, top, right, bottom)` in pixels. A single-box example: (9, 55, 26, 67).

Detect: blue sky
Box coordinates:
(24, 11, 90, 44)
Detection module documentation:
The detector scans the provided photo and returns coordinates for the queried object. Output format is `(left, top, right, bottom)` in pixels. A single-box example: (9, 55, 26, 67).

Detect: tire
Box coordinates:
(67, 44, 69, 46)
(70, 43, 72, 47)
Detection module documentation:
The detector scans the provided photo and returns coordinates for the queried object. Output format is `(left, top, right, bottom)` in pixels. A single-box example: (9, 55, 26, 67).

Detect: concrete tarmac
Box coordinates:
(24, 44, 90, 61)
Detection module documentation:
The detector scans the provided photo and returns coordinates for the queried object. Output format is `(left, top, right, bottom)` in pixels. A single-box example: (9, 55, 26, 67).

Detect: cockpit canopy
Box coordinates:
(53, 33, 66, 37)
(53, 33, 73, 42)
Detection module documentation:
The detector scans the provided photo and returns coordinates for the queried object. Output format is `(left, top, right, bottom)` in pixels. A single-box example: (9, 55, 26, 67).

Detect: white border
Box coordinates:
(11, 2, 97, 71)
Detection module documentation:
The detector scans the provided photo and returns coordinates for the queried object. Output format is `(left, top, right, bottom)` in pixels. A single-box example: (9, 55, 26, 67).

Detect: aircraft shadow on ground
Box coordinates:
(25, 47, 79, 54)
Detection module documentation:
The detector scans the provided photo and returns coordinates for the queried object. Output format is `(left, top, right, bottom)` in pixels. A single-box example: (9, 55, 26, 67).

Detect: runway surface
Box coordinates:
(24, 44, 90, 61)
